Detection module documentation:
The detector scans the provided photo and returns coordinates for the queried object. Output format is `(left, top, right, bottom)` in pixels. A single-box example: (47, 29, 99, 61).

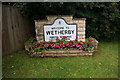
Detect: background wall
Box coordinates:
(2, 5, 35, 56)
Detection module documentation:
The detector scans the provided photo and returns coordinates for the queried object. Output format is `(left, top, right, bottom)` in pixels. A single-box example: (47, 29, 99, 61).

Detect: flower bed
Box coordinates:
(24, 36, 98, 57)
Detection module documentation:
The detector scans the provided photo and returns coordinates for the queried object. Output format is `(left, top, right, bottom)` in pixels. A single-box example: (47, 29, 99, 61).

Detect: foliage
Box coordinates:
(14, 2, 119, 40)
(26, 37, 36, 43)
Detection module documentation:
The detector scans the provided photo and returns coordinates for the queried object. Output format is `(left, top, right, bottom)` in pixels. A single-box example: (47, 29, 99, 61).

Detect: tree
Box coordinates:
(14, 2, 119, 41)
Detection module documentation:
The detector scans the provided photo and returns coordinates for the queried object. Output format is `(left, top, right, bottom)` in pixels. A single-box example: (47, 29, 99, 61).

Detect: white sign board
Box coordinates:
(44, 18, 76, 42)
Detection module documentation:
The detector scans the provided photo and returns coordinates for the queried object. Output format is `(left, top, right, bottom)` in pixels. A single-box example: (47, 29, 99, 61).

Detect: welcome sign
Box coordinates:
(44, 18, 76, 42)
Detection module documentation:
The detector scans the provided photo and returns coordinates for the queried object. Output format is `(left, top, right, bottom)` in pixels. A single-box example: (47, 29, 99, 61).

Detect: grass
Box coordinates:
(2, 41, 118, 78)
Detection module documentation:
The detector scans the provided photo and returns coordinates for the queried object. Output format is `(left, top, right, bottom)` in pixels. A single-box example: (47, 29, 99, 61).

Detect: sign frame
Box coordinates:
(43, 18, 77, 42)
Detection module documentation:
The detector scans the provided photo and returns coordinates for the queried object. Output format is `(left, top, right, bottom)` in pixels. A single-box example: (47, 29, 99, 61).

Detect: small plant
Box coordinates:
(27, 37, 36, 43)
(85, 36, 95, 52)
(26, 34, 36, 43)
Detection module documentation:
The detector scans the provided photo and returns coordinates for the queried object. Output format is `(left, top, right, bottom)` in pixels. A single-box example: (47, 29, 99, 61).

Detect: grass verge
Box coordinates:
(2, 41, 118, 78)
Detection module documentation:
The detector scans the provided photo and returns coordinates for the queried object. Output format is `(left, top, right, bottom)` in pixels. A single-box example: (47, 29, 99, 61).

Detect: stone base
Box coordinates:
(31, 50, 93, 57)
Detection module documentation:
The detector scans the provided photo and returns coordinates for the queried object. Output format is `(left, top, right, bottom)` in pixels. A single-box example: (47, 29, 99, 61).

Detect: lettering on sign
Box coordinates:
(44, 18, 76, 42)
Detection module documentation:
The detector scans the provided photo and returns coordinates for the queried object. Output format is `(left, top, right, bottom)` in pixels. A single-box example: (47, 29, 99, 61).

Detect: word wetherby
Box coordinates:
(46, 30, 74, 35)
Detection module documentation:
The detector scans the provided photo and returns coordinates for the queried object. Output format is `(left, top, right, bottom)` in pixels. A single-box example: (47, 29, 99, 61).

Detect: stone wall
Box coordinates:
(34, 15, 86, 43)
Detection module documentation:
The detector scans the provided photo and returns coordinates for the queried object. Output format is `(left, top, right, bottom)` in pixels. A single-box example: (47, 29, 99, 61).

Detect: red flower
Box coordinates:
(89, 39, 93, 42)
(37, 43, 41, 45)
(61, 36, 68, 39)
(56, 37, 59, 39)
(34, 46, 37, 48)
(49, 41, 53, 43)
(70, 40, 74, 43)
(43, 41, 46, 44)
(37, 42, 43, 45)
(64, 36, 68, 39)
(89, 36, 92, 38)
(55, 45, 60, 48)
(78, 41, 84, 44)
(60, 41, 63, 44)
(76, 36, 78, 40)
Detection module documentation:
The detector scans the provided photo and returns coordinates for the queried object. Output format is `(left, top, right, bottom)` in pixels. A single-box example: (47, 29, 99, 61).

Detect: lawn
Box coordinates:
(2, 41, 118, 78)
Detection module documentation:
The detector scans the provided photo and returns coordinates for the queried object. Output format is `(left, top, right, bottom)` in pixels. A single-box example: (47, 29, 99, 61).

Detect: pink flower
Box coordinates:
(49, 39, 51, 41)
(75, 43, 78, 46)
(33, 52, 36, 55)
(65, 44, 69, 47)
(55, 45, 60, 48)
(44, 44, 49, 49)
(88, 51, 91, 53)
